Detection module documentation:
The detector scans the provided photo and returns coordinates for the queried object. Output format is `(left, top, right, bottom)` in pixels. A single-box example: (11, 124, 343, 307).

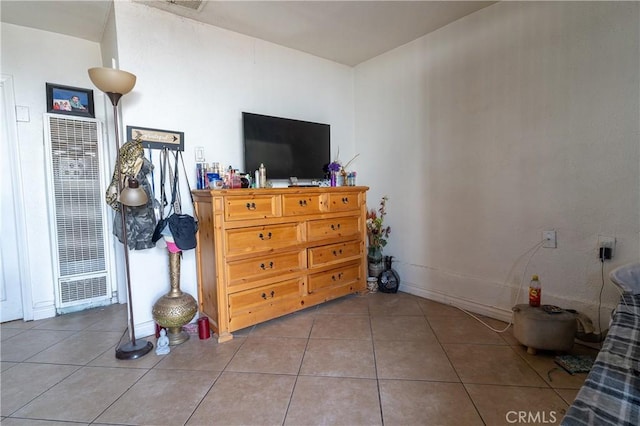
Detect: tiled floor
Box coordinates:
(1, 291, 598, 425)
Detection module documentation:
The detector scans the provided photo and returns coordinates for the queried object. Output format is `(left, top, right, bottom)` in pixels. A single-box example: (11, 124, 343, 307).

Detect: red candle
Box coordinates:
(198, 317, 210, 340)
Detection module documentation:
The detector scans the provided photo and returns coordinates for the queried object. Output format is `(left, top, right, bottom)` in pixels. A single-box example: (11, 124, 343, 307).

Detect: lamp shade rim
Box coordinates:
(88, 67, 137, 95)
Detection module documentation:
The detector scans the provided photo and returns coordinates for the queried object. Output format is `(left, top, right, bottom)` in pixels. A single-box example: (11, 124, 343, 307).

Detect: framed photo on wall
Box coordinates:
(46, 83, 95, 118)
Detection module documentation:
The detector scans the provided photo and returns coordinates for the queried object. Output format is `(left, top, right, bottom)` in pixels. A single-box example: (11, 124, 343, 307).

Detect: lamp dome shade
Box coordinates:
(120, 177, 148, 207)
(88, 67, 136, 95)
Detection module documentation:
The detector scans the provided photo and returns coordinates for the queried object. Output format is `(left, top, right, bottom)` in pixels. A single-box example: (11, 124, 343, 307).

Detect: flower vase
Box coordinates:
(330, 171, 337, 187)
(367, 247, 384, 278)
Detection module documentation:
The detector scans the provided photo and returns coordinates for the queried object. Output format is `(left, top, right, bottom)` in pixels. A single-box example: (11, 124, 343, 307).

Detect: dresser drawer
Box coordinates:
(308, 261, 361, 293)
(225, 195, 280, 221)
(308, 241, 361, 268)
(227, 250, 304, 288)
(307, 216, 360, 241)
(328, 192, 360, 212)
(282, 193, 325, 216)
(226, 223, 302, 255)
(229, 278, 302, 317)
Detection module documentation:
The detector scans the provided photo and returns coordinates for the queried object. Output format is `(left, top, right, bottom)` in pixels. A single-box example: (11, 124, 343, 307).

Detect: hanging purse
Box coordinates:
(151, 149, 170, 244)
(166, 150, 198, 250)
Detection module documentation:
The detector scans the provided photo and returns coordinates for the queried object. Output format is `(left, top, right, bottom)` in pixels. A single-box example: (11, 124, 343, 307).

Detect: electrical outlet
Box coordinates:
(195, 146, 205, 162)
(542, 230, 557, 248)
(597, 235, 616, 259)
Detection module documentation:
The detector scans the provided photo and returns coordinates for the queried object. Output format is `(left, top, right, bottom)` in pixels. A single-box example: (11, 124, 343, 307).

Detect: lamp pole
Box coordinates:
(88, 67, 153, 360)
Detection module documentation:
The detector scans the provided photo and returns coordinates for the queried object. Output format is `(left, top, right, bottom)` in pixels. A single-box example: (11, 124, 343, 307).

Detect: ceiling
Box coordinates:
(1, 0, 496, 66)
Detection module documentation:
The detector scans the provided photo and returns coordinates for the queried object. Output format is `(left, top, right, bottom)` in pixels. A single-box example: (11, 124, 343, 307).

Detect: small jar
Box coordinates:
(367, 277, 378, 293)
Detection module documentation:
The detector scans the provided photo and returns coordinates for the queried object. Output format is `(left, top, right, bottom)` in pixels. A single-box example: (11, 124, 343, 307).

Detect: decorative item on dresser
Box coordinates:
(192, 186, 369, 342)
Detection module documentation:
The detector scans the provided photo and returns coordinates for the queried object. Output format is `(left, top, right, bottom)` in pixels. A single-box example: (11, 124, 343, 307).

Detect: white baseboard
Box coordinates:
(400, 282, 514, 323)
(31, 303, 57, 321)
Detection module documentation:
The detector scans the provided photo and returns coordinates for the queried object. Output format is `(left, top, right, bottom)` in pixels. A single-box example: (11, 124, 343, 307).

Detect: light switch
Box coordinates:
(16, 106, 30, 122)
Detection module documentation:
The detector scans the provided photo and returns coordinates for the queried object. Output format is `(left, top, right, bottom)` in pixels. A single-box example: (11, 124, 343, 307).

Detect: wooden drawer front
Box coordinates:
(328, 192, 360, 212)
(229, 278, 301, 316)
(227, 251, 304, 287)
(307, 216, 360, 241)
(282, 193, 324, 216)
(226, 223, 302, 255)
(225, 195, 279, 221)
(308, 262, 361, 293)
(308, 241, 361, 268)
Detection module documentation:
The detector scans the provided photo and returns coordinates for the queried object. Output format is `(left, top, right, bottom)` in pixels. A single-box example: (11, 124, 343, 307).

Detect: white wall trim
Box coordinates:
(1, 74, 33, 321)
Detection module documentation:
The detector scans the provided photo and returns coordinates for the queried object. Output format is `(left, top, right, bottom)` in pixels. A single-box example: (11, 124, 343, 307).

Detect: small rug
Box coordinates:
(554, 354, 595, 375)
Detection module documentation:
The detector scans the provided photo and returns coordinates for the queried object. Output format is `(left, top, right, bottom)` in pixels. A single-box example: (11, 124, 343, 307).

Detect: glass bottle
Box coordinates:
(529, 274, 541, 307)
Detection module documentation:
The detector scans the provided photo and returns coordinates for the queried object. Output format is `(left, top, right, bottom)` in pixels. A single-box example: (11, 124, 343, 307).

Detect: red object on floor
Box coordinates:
(198, 316, 210, 340)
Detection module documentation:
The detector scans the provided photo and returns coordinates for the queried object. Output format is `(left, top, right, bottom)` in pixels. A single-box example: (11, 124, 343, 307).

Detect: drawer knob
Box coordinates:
(261, 290, 275, 299)
(332, 249, 343, 256)
(330, 223, 341, 231)
(298, 199, 308, 207)
(331, 272, 344, 281)
(260, 261, 274, 270)
(246, 202, 257, 210)
(258, 232, 272, 240)
(342, 197, 349, 204)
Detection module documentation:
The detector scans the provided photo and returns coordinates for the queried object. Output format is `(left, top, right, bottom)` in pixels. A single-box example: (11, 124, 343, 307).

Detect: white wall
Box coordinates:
(1, 23, 104, 319)
(112, 1, 355, 337)
(355, 1, 639, 329)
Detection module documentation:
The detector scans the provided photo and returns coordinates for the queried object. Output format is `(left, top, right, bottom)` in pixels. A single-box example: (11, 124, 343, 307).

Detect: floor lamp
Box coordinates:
(88, 67, 154, 360)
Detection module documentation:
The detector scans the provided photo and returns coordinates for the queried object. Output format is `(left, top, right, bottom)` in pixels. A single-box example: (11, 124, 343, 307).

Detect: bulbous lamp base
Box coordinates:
(115, 339, 154, 360)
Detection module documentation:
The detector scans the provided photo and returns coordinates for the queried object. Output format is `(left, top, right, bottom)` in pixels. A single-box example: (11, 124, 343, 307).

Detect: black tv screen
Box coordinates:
(243, 112, 330, 180)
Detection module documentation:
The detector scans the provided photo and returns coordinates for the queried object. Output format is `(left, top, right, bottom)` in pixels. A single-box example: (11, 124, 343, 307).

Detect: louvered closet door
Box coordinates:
(44, 114, 114, 312)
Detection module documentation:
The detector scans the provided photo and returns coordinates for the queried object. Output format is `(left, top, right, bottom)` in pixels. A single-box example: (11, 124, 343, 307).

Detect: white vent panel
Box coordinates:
(45, 115, 112, 310)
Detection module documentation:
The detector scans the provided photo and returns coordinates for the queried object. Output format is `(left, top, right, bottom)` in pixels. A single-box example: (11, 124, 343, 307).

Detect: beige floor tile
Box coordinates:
(428, 315, 506, 345)
(251, 311, 315, 338)
(418, 298, 471, 318)
(0, 320, 38, 330)
(555, 388, 580, 405)
(84, 306, 128, 332)
(444, 344, 548, 387)
(512, 344, 596, 389)
(155, 335, 244, 371)
(226, 337, 307, 374)
(26, 331, 123, 365)
(375, 340, 459, 381)
(32, 307, 110, 331)
(11, 366, 146, 423)
(1, 330, 76, 362)
(0, 328, 24, 341)
(300, 338, 376, 378)
(380, 380, 483, 426)
(1, 294, 589, 425)
(368, 292, 423, 316)
(0, 363, 79, 416)
(465, 383, 568, 425)
(371, 315, 438, 342)
(284, 376, 382, 426)
(0, 419, 88, 426)
(1, 361, 18, 372)
(96, 369, 218, 425)
(187, 372, 296, 425)
(310, 315, 371, 340)
(315, 294, 370, 315)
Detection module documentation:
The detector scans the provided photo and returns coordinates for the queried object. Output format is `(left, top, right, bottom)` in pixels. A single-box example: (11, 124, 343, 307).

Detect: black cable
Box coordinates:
(598, 258, 605, 335)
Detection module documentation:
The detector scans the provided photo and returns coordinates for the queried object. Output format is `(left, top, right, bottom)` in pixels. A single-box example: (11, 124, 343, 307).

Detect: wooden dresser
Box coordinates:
(192, 186, 369, 342)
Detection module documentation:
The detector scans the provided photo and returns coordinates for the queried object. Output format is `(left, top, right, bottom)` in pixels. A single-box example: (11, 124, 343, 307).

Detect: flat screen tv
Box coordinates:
(243, 112, 330, 181)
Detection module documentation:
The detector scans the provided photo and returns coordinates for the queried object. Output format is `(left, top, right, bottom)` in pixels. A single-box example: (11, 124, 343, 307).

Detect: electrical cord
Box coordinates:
(453, 240, 545, 333)
(598, 258, 605, 335)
